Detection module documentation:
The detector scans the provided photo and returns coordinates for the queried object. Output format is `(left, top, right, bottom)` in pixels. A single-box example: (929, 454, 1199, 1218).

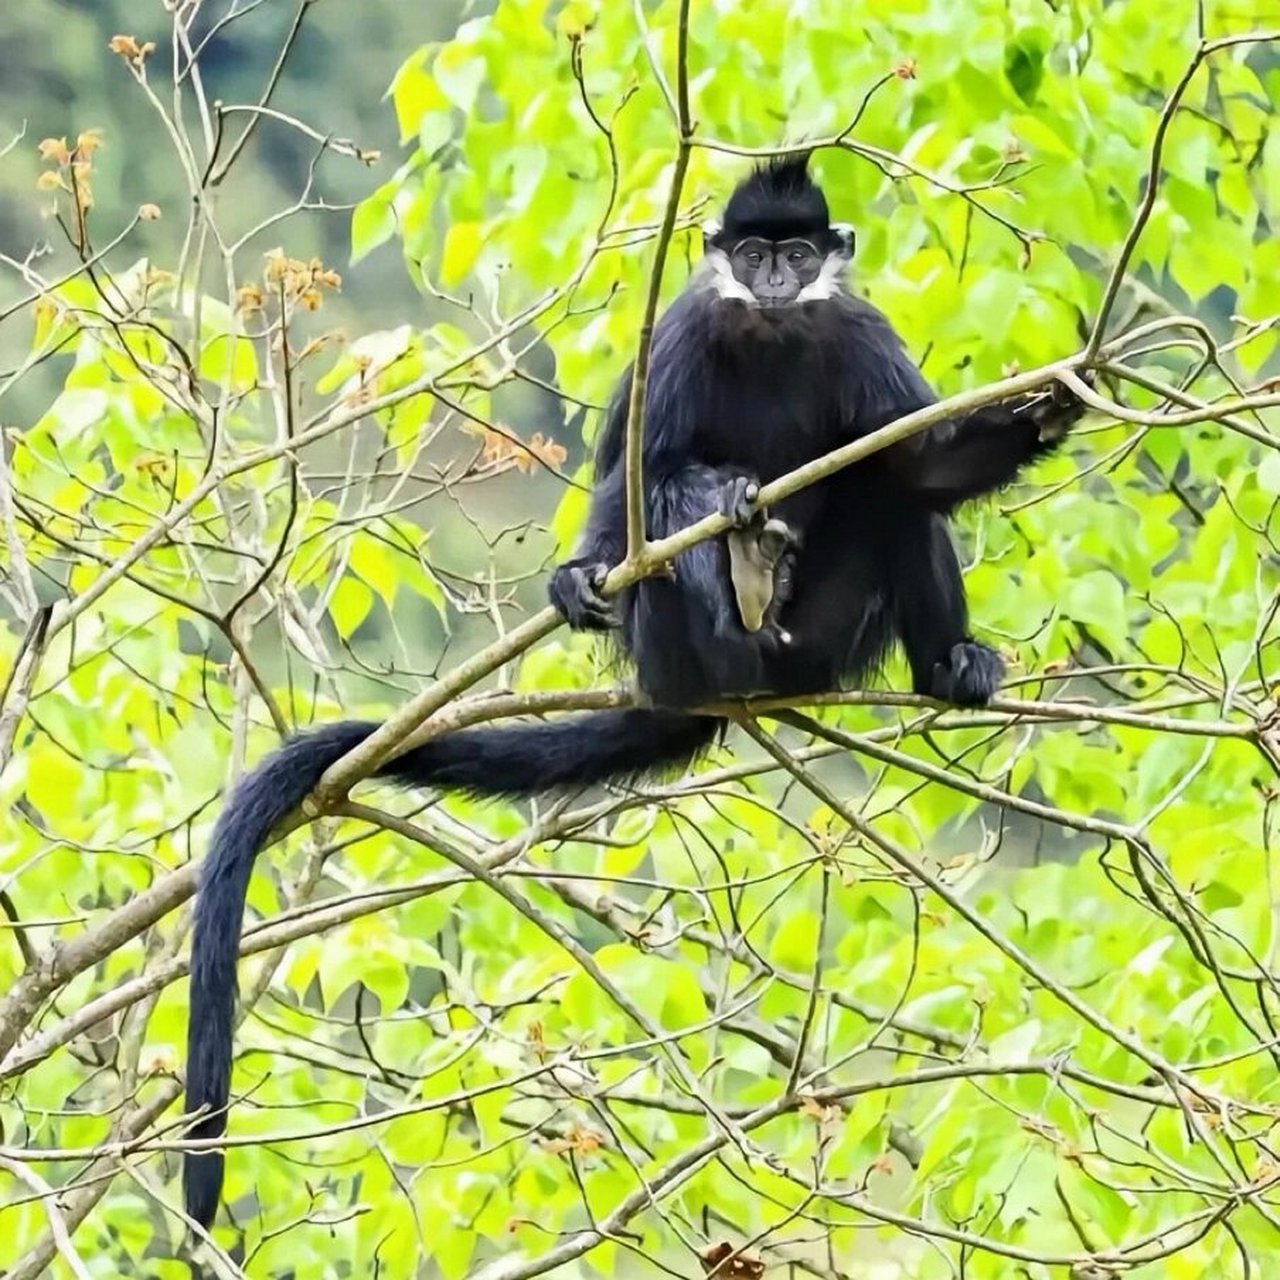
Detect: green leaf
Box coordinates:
(1004, 26, 1049, 104)
(351, 185, 397, 264)
(440, 220, 484, 286)
(330, 574, 374, 637)
(349, 536, 400, 608)
(433, 41, 487, 115)
(390, 46, 445, 140)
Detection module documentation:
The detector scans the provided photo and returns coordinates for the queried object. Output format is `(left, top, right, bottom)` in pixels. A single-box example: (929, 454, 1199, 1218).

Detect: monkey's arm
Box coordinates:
(548, 460, 740, 631)
(887, 383, 1084, 512)
(550, 346, 742, 634)
(841, 307, 1084, 513)
(548, 463, 628, 629)
(550, 302, 762, 634)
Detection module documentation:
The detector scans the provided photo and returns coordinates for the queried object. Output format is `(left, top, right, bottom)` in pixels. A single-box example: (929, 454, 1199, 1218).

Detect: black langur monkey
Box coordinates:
(182, 154, 1085, 1226)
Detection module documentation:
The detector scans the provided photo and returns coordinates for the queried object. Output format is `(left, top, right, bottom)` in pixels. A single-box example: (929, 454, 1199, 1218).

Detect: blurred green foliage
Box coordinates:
(0, 0, 462, 421)
(2, 1, 1280, 1278)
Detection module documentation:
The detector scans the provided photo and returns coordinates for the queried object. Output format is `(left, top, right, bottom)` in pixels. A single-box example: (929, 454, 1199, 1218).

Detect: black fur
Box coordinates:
(184, 154, 1083, 1227)
(717, 152, 831, 242)
(551, 192, 1081, 709)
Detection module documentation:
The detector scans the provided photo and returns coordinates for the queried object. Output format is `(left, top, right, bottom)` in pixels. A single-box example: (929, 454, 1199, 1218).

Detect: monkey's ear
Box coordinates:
(701, 218, 723, 256)
(830, 223, 855, 260)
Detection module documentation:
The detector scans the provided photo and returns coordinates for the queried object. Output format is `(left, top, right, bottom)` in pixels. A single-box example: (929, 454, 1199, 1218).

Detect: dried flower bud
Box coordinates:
(75, 129, 104, 159)
(263, 248, 288, 283)
(37, 137, 71, 165)
(108, 34, 156, 66)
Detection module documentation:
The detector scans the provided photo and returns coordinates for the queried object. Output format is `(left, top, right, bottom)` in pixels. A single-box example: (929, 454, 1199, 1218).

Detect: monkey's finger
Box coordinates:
(549, 563, 619, 629)
(582, 566, 623, 618)
(570, 567, 621, 628)
(719, 475, 761, 528)
(571, 601, 620, 630)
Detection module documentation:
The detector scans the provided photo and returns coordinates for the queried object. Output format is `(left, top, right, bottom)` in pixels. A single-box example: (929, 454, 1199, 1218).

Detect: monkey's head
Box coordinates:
(702, 154, 854, 310)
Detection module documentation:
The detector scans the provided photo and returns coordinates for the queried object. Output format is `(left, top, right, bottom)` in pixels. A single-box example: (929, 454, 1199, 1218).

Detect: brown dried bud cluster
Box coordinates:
(480, 427, 568, 475)
(35, 130, 104, 211)
(261, 249, 343, 311)
(697, 1242, 765, 1279)
(540, 1122, 605, 1157)
(236, 283, 266, 314)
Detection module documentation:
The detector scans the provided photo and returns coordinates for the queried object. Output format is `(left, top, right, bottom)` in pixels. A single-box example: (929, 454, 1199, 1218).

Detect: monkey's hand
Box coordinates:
(718, 475, 762, 529)
(1010, 370, 1095, 443)
(548, 560, 619, 631)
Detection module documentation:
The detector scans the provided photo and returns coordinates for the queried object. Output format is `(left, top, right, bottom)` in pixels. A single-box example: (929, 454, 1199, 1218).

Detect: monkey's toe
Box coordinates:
(928, 641, 1004, 707)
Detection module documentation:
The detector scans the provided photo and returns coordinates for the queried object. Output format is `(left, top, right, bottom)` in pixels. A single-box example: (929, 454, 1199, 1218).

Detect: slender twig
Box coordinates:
(1086, 29, 1280, 359)
(622, 0, 694, 560)
(0, 1156, 96, 1279)
(206, 0, 314, 186)
(736, 717, 1202, 1089)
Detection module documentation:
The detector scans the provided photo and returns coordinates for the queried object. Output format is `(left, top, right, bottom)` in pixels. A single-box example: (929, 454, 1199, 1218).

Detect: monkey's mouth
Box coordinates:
(755, 297, 798, 310)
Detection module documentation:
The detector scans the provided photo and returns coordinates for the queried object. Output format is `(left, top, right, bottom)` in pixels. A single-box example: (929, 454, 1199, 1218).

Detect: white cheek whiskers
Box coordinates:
(702, 222, 851, 308)
(795, 253, 848, 303)
(705, 247, 758, 304)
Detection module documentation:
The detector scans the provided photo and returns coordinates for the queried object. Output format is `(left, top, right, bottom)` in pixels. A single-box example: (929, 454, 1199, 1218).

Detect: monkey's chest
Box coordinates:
(703, 395, 843, 534)
(702, 393, 840, 475)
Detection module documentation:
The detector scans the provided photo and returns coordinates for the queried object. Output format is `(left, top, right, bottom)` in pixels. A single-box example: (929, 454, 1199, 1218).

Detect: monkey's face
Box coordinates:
(703, 225, 855, 310)
(728, 237, 825, 306)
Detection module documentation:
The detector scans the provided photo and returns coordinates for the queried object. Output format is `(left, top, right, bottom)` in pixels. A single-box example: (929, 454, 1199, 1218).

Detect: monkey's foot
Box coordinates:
(718, 476, 761, 528)
(757, 516, 794, 563)
(548, 561, 619, 630)
(928, 641, 1003, 707)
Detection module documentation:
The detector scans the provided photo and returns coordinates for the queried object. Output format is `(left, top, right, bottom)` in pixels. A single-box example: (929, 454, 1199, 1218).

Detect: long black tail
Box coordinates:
(182, 708, 718, 1226)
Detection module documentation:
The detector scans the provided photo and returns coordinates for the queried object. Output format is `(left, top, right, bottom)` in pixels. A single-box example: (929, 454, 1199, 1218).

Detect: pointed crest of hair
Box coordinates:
(720, 151, 830, 241)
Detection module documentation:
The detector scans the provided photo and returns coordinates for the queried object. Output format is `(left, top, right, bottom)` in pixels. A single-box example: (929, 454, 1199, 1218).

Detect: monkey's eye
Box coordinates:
(787, 249, 807, 265)
(745, 250, 763, 267)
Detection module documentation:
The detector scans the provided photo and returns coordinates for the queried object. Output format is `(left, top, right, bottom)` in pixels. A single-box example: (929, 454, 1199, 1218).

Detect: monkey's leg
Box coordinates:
(892, 514, 1003, 708)
(631, 466, 774, 703)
